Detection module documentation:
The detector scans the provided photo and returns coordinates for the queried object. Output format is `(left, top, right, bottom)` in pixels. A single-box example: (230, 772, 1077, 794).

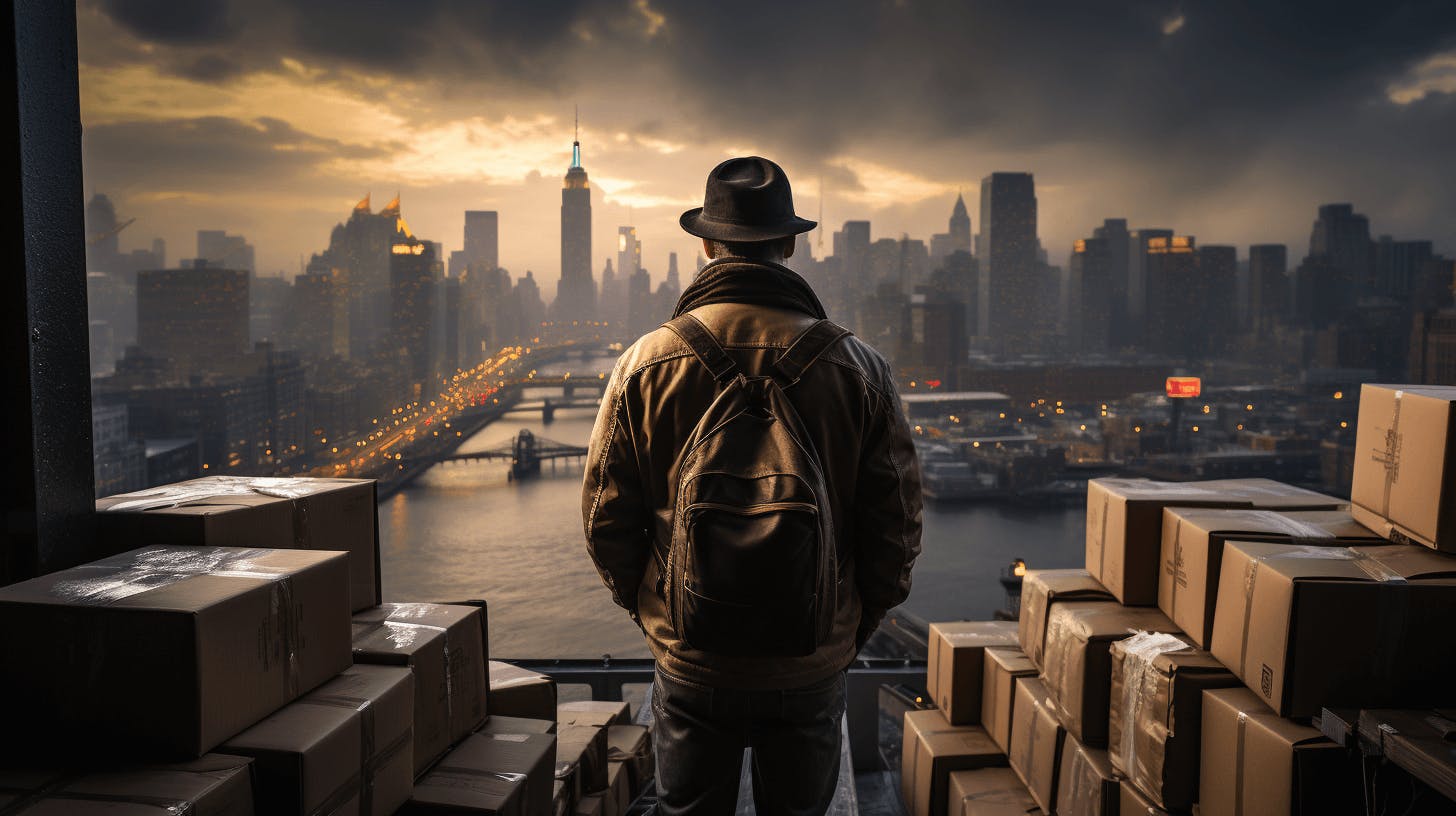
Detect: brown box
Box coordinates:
(1041, 601, 1178, 747)
(558, 700, 631, 729)
(603, 761, 631, 816)
(1351, 384, 1456, 551)
(553, 780, 570, 816)
(490, 661, 559, 721)
(1209, 540, 1456, 716)
(478, 715, 555, 736)
(222, 664, 413, 816)
(0, 755, 254, 815)
(900, 709, 1006, 816)
(1200, 687, 1360, 816)
(575, 793, 604, 816)
(557, 723, 609, 800)
(401, 731, 556, 815)
(97, 476, 381, 611)
(605, 724, 652, 795)
(1159, 507, 1382, 647)
(1086, 478, 1344, 605)
(1017, 569, 1114, 669)
(981, 647, 1036, 754)
(0, 545, 351, 759)
(1120, 781, 1172, 815)
(1108, 632, 1238, 811)
(947, 766, 1039, 815)
(1008, 676, 1065, 814)
(927, 620, 1019, 724)
(352, 603, 488, 775)
(1055, 735, 1119, 816)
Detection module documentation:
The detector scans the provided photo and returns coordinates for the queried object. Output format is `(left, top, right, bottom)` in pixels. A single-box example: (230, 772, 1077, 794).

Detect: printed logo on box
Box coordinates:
(1260, 664, 1274, 698)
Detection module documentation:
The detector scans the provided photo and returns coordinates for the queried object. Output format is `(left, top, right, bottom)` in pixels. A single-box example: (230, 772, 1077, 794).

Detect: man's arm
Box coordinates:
(581, 357, 651, 624)
(852, 367, 924, 646)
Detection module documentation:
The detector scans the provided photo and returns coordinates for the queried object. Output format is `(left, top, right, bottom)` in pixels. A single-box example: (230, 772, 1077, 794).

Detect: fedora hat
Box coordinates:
(680, 156, 817, 242)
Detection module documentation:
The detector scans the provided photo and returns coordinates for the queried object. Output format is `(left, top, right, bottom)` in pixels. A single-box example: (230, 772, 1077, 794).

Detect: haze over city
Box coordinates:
(78, 0, 1456, 293)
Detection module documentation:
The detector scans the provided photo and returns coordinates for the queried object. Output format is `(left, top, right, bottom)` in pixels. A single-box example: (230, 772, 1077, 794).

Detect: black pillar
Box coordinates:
(2, 0, 94, 585)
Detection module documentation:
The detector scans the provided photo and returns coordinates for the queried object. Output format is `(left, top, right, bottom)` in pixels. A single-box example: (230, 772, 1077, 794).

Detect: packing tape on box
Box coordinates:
(1379, 390, 1404, 518)
(1057, 744, 1104, 816)
(420, 767, 526, 799)
(1115, 631, 1188, 800)
(1234, 711, 1249, 816)
(52, 547, 304, 697)
(354, 603, 459, 752)
(303, 692, 411, 816)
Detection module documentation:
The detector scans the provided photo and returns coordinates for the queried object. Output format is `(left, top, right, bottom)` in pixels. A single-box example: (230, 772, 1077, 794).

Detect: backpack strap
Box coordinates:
(664, 314, 739, 384)
(773, 320, 852, 386)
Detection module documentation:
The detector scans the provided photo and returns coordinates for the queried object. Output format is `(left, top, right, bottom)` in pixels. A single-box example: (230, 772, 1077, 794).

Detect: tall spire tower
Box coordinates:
(555, 108, 595, 323)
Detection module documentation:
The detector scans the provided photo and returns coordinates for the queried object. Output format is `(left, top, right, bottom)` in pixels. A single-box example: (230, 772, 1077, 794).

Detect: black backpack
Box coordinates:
(661, 313, 851, 657)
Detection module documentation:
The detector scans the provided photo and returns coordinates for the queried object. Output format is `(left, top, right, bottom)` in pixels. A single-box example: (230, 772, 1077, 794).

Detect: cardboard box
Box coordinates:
(1159, 508, 1382, 647)
(900, 709, 1006, 816)
(1200, 687, 1359, 816)
(401, 731, 556, 815)
(489, 661, 559, 721)
(0, 545, 352, 759)
(1120, 781, 1173, 815)
(97, 476, 381, 612)
(605, 724, 652, 794)
(0, 755, 254, 815)
(1351, 384, 1456, 551)
(1055, 735, 1119, 816)
(1209, 540, 1456, 717)
(1108, 632, 1238, 811)
(603, 761, 631, 816)
(575, 793, 604, 816)
(478, 715, 555, 736)
(1008, 676, 1065, 814)
(1086, 478, 1344, 605)
(947, 766, 1039, 815)
(1017, 569, 1114, 669)
(557, 723, 609, 801)
(927, 620, 1019, 724)
(1041, 601, 1178, 747)
(221, 663, 413, 816)
(981, 647, 1036, 754)
(553, 780, 570, 816)
(352, 603, 488, 775)
(558, 700, 631, 729)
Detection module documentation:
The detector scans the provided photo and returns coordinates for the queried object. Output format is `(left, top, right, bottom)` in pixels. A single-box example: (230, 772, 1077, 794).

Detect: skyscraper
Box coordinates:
(463, 211, 499, 272)
(1248, 244, 1289, 339)
(929, 193, 972, 261)
(1307, 203, 1372, 309)
(136, 265, 250, 375)
(977, 172, 1038, 348)
(308, 194, 412, 360)
(196, 230, 255, 274)
(1069, 236, 1112, 352)
(555, 124, 595, 323)
(1128, 227, 1173, 344)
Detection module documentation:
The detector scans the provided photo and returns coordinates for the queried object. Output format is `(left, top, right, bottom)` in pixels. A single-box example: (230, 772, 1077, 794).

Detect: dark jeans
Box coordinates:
(651, 669, 846, 816)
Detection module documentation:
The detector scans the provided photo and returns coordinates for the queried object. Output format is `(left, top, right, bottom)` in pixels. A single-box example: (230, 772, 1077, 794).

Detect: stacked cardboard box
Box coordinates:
(489, 661, 559, 720)
(0, 755, 255, 814)
(547, 700, 647, 816)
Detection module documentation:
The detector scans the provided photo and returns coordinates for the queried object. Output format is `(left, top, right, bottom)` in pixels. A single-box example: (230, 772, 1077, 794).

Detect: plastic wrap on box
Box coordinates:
(0, 545, 351, 759)
(352, 603, 488, 775)
(97, 475, 381, 611)
(1017, 569, 1114, 669)
(403, 731, 556, 816)
(1108, 631, 1236, 811)
(489, 661, 558, 721)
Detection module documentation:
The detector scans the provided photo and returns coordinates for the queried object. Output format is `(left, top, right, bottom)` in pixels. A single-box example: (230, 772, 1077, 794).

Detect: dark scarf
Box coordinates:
(672, 258, 827, 319)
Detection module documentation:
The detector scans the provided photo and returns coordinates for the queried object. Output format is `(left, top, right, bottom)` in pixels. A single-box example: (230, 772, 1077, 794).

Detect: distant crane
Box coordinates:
(88, 217, 135, 247)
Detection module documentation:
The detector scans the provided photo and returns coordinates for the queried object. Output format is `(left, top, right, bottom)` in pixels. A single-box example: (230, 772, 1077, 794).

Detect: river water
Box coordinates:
(378, 357, 1087, 658)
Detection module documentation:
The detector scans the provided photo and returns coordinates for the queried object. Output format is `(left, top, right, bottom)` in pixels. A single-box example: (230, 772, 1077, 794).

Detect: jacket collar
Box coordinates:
(672, 257, 828, 319)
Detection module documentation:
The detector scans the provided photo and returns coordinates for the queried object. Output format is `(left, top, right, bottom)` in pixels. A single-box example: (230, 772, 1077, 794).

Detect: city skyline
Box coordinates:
(76, 1, 1456, 295)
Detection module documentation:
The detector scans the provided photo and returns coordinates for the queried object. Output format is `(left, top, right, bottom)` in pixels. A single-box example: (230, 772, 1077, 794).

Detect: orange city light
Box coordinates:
(1166, 376, 1202, 399)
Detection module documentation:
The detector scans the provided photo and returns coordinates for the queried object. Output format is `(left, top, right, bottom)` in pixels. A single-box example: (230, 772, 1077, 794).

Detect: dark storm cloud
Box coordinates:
(82, 116, 392, 188)
(100, 0, 237, 45)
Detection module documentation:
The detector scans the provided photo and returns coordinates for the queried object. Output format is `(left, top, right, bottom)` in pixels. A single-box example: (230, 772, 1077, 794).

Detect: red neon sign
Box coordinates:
(925, 379, 943, 389)
(1166, 377, 1202, 398)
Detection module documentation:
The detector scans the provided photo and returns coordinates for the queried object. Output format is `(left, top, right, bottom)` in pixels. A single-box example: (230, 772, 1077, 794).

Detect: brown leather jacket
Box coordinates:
(582, 264, 923, 690)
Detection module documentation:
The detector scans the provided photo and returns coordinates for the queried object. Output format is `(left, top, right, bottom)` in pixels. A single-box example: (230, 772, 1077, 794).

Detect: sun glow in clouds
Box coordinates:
(1386, 50, 1456, 105)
